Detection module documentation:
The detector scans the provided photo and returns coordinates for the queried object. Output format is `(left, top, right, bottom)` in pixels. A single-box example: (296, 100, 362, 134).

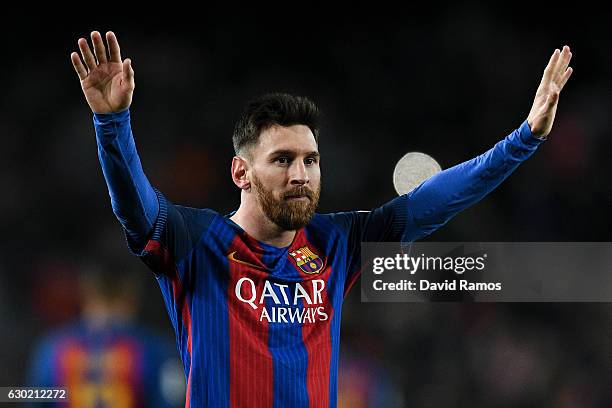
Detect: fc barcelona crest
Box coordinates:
(289, 246, 323, 274)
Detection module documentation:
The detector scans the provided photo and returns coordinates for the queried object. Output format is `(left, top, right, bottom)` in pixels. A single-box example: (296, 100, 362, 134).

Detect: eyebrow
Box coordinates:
(268, 150, 320, 158)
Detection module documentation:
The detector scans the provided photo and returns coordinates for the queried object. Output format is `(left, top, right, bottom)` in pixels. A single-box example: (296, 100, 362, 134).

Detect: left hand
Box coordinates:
(527, 45, 573, 138)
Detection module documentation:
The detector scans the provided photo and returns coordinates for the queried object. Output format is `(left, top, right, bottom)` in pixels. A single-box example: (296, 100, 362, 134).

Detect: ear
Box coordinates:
(231, 156, 251, 190)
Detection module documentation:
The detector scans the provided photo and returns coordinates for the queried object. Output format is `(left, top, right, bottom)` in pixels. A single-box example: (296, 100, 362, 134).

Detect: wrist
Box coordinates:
(93, 108, 130, 125)
(93, 109, 131, 136)
(526, 118, 548, 141)
(519, 119, 546, 146)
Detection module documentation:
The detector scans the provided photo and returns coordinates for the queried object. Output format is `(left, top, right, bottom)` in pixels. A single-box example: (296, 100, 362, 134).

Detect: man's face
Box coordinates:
(248, 124, 321, 231)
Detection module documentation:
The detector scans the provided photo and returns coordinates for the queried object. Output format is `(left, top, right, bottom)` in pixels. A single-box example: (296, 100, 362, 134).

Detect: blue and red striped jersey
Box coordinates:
(93, 109, 543, 407)
(129, 191, 409, 407)
(28, 320, 184, 407)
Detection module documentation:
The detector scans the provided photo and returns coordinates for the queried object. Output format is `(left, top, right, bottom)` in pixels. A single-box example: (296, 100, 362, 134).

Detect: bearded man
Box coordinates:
(71, 30, 573, 407)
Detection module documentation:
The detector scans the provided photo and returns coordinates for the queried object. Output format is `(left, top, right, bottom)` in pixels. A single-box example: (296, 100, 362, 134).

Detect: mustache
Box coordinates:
(283, 186, 315, 200)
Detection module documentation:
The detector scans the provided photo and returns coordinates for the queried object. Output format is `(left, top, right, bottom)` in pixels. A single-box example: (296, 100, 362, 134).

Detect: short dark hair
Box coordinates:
(232, 93, 320, 156)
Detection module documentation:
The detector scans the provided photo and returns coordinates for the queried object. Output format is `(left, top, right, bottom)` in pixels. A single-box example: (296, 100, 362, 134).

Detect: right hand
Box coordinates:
(71, 31, 135, 114)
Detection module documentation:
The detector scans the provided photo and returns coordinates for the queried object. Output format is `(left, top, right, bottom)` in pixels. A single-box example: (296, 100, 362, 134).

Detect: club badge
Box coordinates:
(289, 246, 323, 274)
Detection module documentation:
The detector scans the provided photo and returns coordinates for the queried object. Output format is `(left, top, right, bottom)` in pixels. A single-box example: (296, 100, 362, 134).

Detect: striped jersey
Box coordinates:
(28, 320, 183, 407)
(93, 109, 543, 407)
(130, 190, 409, 407)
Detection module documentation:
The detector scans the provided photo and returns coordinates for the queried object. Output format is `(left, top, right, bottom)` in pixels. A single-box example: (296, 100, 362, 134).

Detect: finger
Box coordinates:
(78, 38, 97, 71)
(542, 48, 560, 83)
(559, 66, 573, 90)
(70, 52, 88, 80)
(106, 31, 122, 62)
(556, 46, 572, 80)
(122, 58, 134, 85)
(91, 31, 108, 64)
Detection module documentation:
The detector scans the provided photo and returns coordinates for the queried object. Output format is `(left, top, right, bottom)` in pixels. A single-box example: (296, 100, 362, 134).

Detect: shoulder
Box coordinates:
(172, 204, 219, 224)
(161, 196, 222, 234)
(31, 322, 83, 356)
(309, 211, 364, 235)
(311, 210, 371, 230)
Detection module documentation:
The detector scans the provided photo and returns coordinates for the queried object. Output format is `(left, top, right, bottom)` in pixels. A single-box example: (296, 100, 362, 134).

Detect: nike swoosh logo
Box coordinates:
(227, 251, 266, 270)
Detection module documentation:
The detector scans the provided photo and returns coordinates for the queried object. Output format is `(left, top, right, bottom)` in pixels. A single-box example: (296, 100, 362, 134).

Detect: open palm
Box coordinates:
(71, 31, 134, 114)
(527, 46, 573, 138)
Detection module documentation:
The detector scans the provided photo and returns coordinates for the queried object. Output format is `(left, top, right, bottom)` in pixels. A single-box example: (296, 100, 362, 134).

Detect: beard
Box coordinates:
(251, 172, 321, 231)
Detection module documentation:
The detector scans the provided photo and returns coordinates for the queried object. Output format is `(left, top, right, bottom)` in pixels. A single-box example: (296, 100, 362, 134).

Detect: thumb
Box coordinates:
(122, 58, 135, 85)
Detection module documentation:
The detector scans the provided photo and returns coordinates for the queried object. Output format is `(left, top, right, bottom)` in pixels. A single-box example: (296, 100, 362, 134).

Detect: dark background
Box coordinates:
(1, 8, 611, 407)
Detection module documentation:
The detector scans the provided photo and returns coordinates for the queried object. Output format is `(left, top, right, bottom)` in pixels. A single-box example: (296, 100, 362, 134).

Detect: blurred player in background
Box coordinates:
(28, 261, 184, 407)
(70, 30, 572, 407)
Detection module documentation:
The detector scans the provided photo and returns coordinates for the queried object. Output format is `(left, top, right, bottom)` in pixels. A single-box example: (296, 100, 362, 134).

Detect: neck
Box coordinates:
(230, 198, 296, 248)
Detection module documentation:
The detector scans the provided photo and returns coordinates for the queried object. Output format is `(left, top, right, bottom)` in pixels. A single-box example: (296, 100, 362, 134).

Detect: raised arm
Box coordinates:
(71, 31, 158, 247)
(403, 46, 573, 241)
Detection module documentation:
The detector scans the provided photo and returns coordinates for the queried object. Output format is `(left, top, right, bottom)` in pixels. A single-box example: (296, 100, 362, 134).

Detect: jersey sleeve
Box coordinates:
(94, 109, 160, 248)
(27, 337, 55, 387)
(324, 194, 410, 295)
(125, 190, 216, 279)
(26, 337, 58, 408)
(327, 120, 544, 294)
(94, 109, 215, 278)
(402, 119, 543, 241)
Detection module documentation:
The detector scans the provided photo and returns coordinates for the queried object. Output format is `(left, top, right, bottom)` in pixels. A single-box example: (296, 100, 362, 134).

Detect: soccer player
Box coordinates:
(28, 262, 184, 407)
(70, 31, 572, 407)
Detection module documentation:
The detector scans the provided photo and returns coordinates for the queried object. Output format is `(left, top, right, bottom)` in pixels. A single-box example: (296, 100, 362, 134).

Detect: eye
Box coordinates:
(276, 157, 290, 165)
(305, 157, 317, 166)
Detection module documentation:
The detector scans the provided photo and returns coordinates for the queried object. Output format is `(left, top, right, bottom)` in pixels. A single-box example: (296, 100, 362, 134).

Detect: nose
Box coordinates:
(290, 160, 309, 185)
